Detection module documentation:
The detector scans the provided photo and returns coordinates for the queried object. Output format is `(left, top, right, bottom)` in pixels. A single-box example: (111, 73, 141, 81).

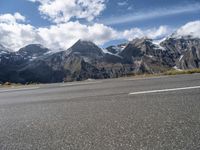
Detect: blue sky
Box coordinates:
(0, 0, 200, 50)
(1, 0, 199, 29)
(104, 0, 200, 29)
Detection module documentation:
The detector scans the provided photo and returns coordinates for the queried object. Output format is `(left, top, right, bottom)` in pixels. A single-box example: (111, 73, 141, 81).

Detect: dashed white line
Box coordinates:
(129, 86, 200, 95)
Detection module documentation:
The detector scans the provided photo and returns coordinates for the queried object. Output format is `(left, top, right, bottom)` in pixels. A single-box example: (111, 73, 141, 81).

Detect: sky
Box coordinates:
(0, 0, 200, 51)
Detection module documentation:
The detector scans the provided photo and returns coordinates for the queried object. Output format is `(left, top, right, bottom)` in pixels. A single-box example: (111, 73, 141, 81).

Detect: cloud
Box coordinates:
(28, 0, 106, 23)
(127, 6, 133, 10)
(0, 12, 26, 24)
(172, 20, 200, 38)
(0, 13, 176, 51)
(145, 26, 174, 39)
(0, 13, 40, 51)
(38, 25, 174, 49)
(101, 4, 200, 25)
(117, 1, 128, 6)
(0, 13, 117, 51)
(37, 22, 117, 50)
(121, 26, 173, 40)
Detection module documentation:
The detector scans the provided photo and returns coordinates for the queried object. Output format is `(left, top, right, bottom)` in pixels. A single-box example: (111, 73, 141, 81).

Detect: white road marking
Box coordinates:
(129, 86, 200, 95)
(60, 81, 102, 87)
(0, 87, 40, 93)
(124, 76, 168, 81)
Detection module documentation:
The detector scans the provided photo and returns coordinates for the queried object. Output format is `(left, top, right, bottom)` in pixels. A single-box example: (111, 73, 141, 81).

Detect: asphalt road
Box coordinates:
(0, 74, 200, 150)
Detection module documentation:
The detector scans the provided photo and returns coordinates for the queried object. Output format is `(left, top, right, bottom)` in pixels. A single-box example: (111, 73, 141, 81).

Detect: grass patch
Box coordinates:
(163, 68, 200, 76)
(0, 82, 39, 88)
(123, 68, 200, 79)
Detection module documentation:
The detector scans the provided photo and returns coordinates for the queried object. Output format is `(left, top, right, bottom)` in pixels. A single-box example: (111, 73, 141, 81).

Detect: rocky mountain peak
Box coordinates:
(106, 43, 127, 54)
(19, 44, 49, 54)
(17, 44, 50, 59)
(69, 39, 104, 58)
(119, 37, 160, 62)
(130, 37, 151, 44)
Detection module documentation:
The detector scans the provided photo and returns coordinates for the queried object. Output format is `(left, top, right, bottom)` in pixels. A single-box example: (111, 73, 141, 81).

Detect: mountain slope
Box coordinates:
(161, 37, 200, 69)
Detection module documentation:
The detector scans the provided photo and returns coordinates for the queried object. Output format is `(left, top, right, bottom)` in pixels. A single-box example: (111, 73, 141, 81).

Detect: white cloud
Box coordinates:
(0, 13, 40, 51)
(28, 0, 106, 23)
(36, 24, 173, 50)
(145, 26, 173, 39)
(0, 12, 26, 24)
(13, 12, 26, 22)
(122, 28, 144, 40)
(122, 26, 173, 41)
(37, 22, 117, 50)
(0, 13, 176, 51)
(0, 13, 117, 51)
(117, 1, 128, 6)
(172, 20, 200, 39)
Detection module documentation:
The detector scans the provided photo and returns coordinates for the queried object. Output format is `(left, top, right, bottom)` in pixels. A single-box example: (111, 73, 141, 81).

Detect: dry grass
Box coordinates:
(0, 82, 39, 88)
(163, 68, 200, 76)
(122, 68, 200, 80)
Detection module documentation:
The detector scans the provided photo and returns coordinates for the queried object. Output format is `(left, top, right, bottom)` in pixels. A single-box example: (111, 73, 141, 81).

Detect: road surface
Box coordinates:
(0, 74, 200, 150)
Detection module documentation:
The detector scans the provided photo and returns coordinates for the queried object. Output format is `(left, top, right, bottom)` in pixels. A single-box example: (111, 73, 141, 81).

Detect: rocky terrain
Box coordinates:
(0, 31, 200, 84)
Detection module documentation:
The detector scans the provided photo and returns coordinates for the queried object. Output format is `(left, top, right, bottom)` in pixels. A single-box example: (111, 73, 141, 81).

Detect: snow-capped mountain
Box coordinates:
(17, 44, 50, 61)
(161, 37, 200, 69)
(69, 40, 104, 58)
(106, 43, 127, 54)
(0, 24, 200, 83)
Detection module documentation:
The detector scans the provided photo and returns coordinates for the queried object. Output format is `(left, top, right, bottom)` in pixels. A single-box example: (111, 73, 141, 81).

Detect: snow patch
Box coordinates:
(147, 55, 154, 58)
(102, 48, 123, 58)
(173, 66, 182, 71)
(0, 51, 8, 55)
(152, 39, 166, 51)
(179, 55, 184, 61)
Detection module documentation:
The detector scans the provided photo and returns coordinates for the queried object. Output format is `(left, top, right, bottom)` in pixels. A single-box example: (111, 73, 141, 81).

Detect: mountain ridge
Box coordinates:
(0, 32, 200, 83)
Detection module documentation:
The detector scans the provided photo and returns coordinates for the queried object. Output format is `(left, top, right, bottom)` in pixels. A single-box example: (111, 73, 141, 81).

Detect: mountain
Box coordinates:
(0, 44, 11, 53)
(17, 44, 50, 61)
(160, 21, 200, 69)
(0, 28, 200, 84)
(0, 44, 53, 83)
(69, 40, 104, 59)
(17, 41, 125, 83)
(118, 38, 173, 73)
(106, 43, 127, 54)
(161, 37, 200, 69)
